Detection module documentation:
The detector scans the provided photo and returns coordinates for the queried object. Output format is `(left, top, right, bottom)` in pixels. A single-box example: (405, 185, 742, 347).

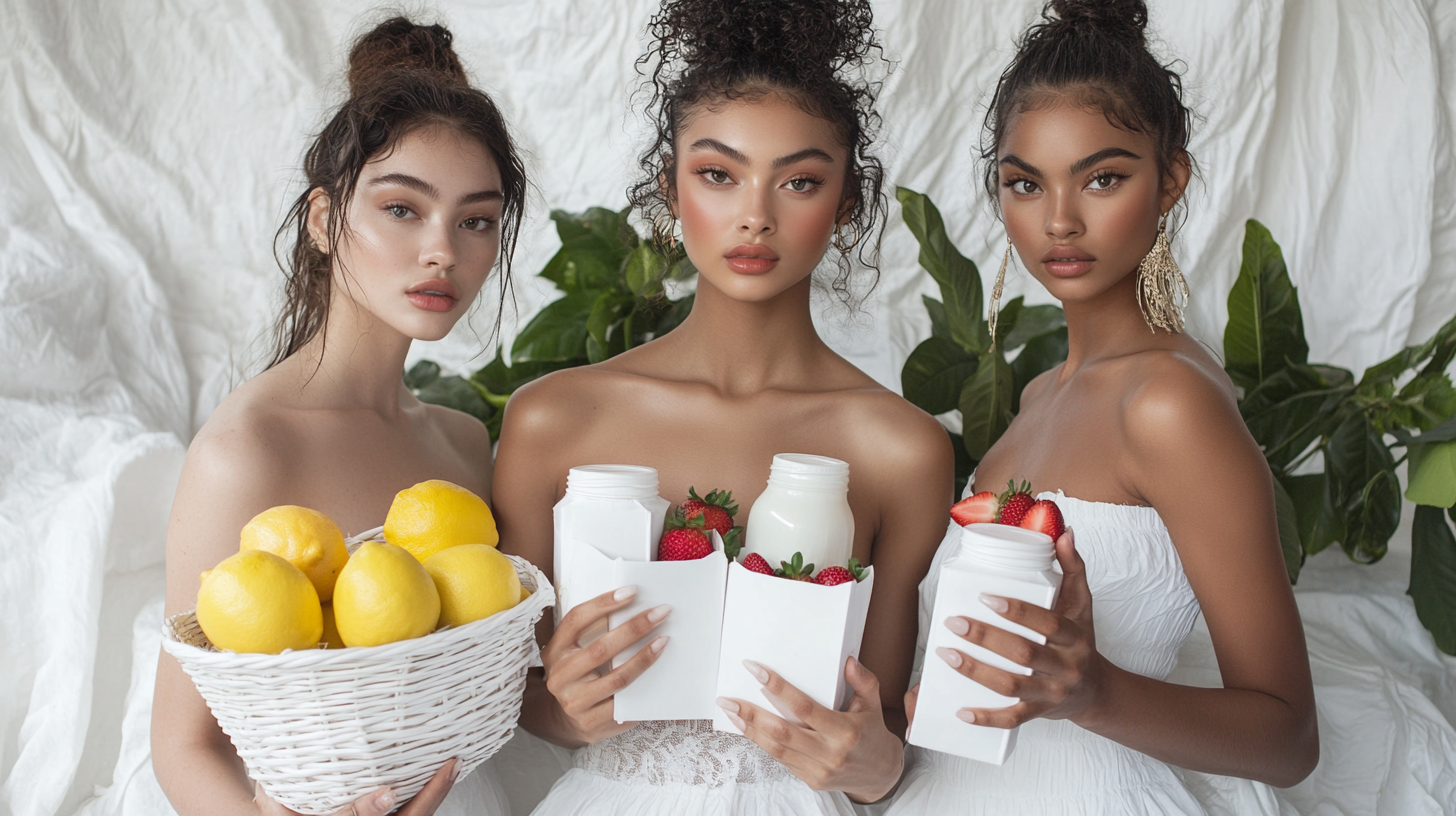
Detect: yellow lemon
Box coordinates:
(384, 480, 498, 563)
(240, 505, 349, 602)
(196, 550, 322, 654)
(519, 585, 532, 603)
(423, 544, 522, 628)
(333, 540, 440, 647)
(319, 603, 343, 649)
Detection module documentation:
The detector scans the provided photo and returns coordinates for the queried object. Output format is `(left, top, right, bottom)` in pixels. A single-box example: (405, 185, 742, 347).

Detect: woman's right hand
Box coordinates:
(542, 585, 671, 744)
(255, 758, 458, 816)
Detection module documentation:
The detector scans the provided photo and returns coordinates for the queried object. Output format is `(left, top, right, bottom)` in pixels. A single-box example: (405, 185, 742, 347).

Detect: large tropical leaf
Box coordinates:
(510, 289, 603, 362)
(1010, 326, 1068, 412)
(1410, 505, 1456, 654)
(897, 187, 987, 354)
(1281, 472, 1338, 556)
(1407, 438, 1456, 508)
(1271, 476, 1305, 582)
(902, 337, 979, 416)
(1239, 364, 1351, 473)
(1003, 305, 1067, 352)
(1224, 219, 1309, 393)
(960, 352, 1014, 460)
(1325, 411, 1400, 563)
(546, 207, 634, 292)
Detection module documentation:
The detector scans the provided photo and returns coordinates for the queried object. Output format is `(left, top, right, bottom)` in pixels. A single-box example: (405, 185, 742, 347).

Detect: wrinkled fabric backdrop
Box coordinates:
(3, 1, 1456, 814)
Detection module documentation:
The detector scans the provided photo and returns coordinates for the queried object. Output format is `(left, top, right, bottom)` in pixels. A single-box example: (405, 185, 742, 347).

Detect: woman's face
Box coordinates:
(311, 124, 504, 342)
(997, 101, 1183, 307)
(673, 95, 850, 302)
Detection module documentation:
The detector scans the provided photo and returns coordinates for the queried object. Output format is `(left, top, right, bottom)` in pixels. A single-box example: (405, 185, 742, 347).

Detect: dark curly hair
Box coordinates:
(268, 16, 527, 369)
(630, 0, 888, 300)
(982, 0, 1195, 221)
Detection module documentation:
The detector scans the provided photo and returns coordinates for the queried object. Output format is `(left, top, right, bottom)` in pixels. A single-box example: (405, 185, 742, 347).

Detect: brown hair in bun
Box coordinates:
(269, 16, 526, 369)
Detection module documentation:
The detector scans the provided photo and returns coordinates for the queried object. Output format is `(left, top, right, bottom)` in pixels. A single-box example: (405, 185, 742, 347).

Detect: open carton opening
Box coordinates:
(712, 561, 874, 735)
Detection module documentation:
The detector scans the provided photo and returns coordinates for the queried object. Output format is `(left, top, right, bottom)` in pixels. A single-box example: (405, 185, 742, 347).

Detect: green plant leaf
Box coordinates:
(549, 207, 633, 292)
(1223, 219, 1309, 393)
(1003, 305, 1066, 352)
(923, 296, 951, 342)
(1282, 472, 1338, 555)
(960, 352, 1014, 460)
(993, 296, 1023, 350)
(586, 292, 632, 365)
(511, 289, 603, 362)
(403, 360, 441, 390)
(1417, 312, 1456, 379)
(471, 352, 571, 404)
(1385, 373, 1456, 433)
(1407, 438, 1456, 508)
(1326, 411, 1400, 563)
(1010, 326, 1069, 412)
(902, 337, 978, 415)
(896, 187, 987, 354)
(1271, 475, 1305, 583)
(655, 293, 694, 336)
(1393, 415, 1456, 447)
(625, 243, 666, 297)
(946, 430, 975, 499)
(1410, 505, 1456, 654)
(413, 374, 494, 426)
(1239, 364, 1351, 473)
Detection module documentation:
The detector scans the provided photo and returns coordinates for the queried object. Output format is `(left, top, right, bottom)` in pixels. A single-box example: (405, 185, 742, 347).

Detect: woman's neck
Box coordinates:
(1059, 270, 1176, 371)
(286, 299, 415, 415)
(663, 275, 831, 396)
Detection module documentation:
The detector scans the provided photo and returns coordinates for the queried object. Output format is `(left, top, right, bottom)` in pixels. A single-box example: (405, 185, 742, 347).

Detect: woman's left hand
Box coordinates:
(717, 656, 904, 804)
(936, 528, 1110, 728)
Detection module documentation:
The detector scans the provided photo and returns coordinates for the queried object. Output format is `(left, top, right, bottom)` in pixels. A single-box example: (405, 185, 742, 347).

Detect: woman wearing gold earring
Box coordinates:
(892, 1, 1316, 813)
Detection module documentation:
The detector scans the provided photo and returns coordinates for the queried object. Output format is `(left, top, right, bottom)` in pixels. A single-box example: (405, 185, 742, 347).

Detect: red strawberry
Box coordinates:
(776, 552, 815, 581)
(659, 527, 713, 561)
(996, 480, 1035, 527)
(741, 552, 774, 575)
(814, 566, 854, 585)
(950, 491, 1000, 526)
(681, 487, 739, 538)
(1018, 499, 1065, 539)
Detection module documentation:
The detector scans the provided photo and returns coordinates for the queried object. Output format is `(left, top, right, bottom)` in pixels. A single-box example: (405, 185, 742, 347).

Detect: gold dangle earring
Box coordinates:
(1135, 213, 1189, 333)
(987, 235, 1011, 351)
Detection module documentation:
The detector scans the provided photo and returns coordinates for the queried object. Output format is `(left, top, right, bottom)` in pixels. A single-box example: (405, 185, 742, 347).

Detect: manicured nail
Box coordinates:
(716, 696, 739, 714)
(375, 789, 396, 810)
(980, 593, 1008, 613)
(647, 604, 671, 623)
(649, 635, 668, 654)
(613, 585, 637, 601)
(936, 647, 962, 668)
(743, 659, 770, 684)
(956, 709, 978, 724)
(727, 711, 747, 730)
(945, 616, 970, 636)
(448, 758, 461, 783)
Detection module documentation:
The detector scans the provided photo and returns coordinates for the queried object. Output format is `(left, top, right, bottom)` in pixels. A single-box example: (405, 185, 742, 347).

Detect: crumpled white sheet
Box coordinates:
(2, 0, 1454, 814)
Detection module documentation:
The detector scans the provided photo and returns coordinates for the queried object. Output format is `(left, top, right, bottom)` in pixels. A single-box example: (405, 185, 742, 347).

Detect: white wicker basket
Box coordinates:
(162, 528, 553, 815)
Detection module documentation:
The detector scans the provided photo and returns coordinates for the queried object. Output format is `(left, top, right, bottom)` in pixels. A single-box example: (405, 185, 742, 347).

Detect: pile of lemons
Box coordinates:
(196, 480, 527, 654)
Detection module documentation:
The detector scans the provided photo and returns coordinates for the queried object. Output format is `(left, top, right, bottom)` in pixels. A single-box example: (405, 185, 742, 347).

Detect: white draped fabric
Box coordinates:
(2, 1, 1453, 814)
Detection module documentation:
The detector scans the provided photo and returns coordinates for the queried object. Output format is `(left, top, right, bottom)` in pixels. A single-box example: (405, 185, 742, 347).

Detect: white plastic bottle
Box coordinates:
(908, 522, 1063, 764)
(745, 454, 854, 571)
(553, 465, 670, 619)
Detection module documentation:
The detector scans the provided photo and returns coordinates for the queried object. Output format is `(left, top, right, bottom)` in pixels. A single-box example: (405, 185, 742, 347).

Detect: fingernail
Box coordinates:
(980, 593, 1008, 613)
(448, 758, 461, 783)
(727, 711, 747, 730)
(945, 616, 970, 635)
(650, 635, 668, 654)
(375, 789, 396, 810)
(716, 696, 739, 714)
(613, 585, 637, 601)
(647, 604, 671, 623)
(956, 709, 978, 724)
(936, 647, 962, 668)
(743, 659, 769, 684)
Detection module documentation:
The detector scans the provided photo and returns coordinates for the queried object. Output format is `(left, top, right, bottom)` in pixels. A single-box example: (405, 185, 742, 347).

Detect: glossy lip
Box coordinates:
(1040, 245, 1096, 279)
(406, 278, 460, 312)
(724, 243, 780, 275)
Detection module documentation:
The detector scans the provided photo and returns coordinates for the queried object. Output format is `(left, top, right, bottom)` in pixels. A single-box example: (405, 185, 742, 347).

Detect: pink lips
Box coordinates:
(725, 244, 779, 275)
(1041, 245, 1096, 278)
(407, 279, 460, 312)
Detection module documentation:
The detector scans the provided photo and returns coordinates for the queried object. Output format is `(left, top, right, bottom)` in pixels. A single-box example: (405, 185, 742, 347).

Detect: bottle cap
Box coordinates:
(767, 453, 850, 490)
(957, 522, 1055, 572)
(565, 465, 661, 500)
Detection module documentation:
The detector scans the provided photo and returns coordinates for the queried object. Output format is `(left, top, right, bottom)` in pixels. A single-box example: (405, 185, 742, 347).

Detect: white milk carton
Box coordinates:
(553, 465, 670, 622)
(907, 522, 1062, 764)
(606, 531, 729, 721)
(712, 561, 874, 734)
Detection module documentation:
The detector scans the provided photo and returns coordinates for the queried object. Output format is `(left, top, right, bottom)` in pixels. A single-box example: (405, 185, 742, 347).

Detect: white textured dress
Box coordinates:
(887, 492, 1286, 816)
(528, 719, 856, 815)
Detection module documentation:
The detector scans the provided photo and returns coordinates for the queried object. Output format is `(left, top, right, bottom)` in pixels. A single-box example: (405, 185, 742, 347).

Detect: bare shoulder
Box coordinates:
(500, 365, 620, 438)
(183, 384, 299, 492)
(1119, 349, 1240, 443)
(843, 386, 950, 465)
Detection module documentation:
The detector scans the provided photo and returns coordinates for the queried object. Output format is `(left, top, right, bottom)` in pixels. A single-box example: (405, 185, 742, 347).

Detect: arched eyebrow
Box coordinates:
(688, 138, 748, 164)
(772, 148, 834, 169)
(368, 173, 501, 206)
(1070, 147, 1141, 175)
(687, 139, 834, 170)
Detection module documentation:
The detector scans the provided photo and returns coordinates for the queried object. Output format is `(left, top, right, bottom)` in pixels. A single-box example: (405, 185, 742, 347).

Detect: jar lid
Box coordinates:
(566, 465, 660, 499)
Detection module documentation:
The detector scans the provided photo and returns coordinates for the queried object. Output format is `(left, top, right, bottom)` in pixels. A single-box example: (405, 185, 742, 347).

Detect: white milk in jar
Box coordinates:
(745, 454, 854, 570)
(553, 465, 670, 621)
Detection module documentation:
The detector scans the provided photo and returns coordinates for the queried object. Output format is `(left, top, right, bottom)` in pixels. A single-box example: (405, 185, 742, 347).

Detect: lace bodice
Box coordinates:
(574, 719, 794, 787)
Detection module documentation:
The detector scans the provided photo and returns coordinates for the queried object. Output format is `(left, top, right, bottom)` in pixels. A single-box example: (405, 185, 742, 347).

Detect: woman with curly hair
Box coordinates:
(493, 0, 952, 812)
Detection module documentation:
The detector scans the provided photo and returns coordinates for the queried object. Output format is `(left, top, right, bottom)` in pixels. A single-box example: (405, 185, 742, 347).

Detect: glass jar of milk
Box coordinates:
(745, 454, 854, 570)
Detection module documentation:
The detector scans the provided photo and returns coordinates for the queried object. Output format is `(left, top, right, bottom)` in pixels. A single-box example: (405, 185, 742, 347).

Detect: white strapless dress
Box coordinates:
(887, 491, 1287, 816)
(528, 719, 855, 815)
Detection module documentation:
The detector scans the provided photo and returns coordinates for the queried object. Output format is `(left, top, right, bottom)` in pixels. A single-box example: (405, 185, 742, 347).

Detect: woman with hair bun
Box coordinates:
(889, 2, 1317, 814)
(151, 17, 525, 816)
(493, 0, 952, 813)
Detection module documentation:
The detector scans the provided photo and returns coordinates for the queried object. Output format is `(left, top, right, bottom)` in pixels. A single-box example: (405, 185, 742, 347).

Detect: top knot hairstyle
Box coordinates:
(269, 16, 527, 369)
(982, 0, 1194, 214)
(630, 0, 888, 299)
